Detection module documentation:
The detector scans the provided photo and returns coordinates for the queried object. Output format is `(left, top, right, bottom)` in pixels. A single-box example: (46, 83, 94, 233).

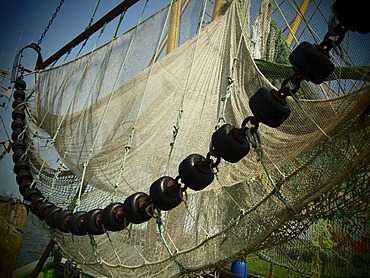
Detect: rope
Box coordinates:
(74, 150, 92, 211)
(0, 115, 11, 142)
(10, 1, 35, 70)
(106, 231, 123, 264)
(87, 0, 102, 29)
(273, 0, 300, 46)
(216, 66, 236, 129)
(89, 234, 101, 263)
(46, 163, 62, 200)
(112, 0, 170, 201)
(290, 95, 332, 140)
(45, 0, 105, 69)
(43, 25, 109, 209)
(246, 129, 298, 216)
(215, 1, 251, 130)
(106, 1, 150, 202)
(181, 193, 211, 238)
(114, 11, 127, 38)
(164, 0, 209, 173)
(153, 209, 189, 274)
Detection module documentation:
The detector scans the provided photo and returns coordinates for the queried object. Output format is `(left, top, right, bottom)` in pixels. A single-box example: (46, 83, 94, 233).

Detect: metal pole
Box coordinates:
(37, 0, 139, 69)
(30, 240, 55, 278)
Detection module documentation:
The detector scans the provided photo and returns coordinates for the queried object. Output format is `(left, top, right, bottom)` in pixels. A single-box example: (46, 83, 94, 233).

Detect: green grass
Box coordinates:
(246, 254, 304, 278)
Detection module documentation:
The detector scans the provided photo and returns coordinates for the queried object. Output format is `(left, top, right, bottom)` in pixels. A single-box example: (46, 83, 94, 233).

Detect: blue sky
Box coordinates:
(0, 0, 170, 198)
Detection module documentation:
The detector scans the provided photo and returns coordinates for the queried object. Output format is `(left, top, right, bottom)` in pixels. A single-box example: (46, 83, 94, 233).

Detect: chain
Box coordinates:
(38, 0, 65, 45)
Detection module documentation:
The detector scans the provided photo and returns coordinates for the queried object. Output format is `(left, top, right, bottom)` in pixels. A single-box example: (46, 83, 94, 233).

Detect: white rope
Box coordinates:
(108, 0, 153, 201)
(45, 25, 111, 210)
(216, 1, 252, 129)
(106, 2, 172, 199)
(164, 0, 209, 173)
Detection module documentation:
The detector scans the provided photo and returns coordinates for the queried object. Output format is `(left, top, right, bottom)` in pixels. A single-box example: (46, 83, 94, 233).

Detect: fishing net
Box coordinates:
(22, 0, 369, 277)
(257, 217, 370, 277)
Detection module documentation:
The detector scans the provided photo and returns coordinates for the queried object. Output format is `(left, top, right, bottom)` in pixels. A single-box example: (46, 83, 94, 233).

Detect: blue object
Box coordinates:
(230, 261, 248, 278)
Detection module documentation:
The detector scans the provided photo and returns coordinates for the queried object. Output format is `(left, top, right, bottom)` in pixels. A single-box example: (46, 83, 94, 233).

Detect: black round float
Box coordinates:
(14, 78, 26, 90)
(85, 209, 105, 235)
(178, 154, 214, 191)
(102, 203, 129, 231)
(211, 124, 250, 163)
(44, 206, 62, 228)
(332, 0, 370, 34)
(68, 211, 88, 236)
(56, 210, 73, 233)
(36, 201, 55, 221)
(288, 41, 334, 84)
(249, 88, 291, 128)
(123, 192, 152, 224)
(150, 176, 182, 211)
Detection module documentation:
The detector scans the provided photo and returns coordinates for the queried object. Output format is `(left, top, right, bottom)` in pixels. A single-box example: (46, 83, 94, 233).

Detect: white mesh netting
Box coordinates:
(22, 0, 369, 277)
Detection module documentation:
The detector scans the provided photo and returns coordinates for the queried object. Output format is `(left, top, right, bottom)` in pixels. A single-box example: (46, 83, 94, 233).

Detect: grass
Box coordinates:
(246, 254, 306, 278)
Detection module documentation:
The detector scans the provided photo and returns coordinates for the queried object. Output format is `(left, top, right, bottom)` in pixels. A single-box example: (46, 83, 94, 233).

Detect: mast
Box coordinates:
(167, 0, 182, 54)
(286, 0, 310, 47)
(211, 0, 223, 21)
(167, 0, 223, 53)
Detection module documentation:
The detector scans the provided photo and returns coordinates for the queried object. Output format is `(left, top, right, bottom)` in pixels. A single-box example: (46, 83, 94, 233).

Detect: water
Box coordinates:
(15, 214, 50, 269)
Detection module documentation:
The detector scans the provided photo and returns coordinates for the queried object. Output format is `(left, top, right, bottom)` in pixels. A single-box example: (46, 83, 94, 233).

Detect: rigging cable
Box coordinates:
(114, 11, 127, 38)
(273, 0, 300, 46)
(48, 0, 103, 69)
(110, 0, 172, 200)
(11, 1, 35, 70)
(87, 0, 102, 29)
(37, 0, 65, 46)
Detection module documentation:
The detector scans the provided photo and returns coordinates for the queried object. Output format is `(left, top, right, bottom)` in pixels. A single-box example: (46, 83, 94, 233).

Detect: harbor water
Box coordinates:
(15, 214, 50, 269)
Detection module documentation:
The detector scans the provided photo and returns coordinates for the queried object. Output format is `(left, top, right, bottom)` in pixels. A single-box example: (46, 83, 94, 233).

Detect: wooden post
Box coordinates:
(286, 0, 310, 47)
(0, 200, 27, 277)
(167, 0, 182, 54)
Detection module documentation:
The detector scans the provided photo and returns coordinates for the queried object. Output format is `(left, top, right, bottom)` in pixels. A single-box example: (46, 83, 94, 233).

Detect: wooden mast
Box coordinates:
(212, 0, 223, 21)
(167, 0, 182, 54)
(286, 0, 310, 46)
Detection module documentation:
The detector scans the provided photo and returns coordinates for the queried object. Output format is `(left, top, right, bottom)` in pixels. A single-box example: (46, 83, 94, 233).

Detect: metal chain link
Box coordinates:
(38, 0, 65, 45)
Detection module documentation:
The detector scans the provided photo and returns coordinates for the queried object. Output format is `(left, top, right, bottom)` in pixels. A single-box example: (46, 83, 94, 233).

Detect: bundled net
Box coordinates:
(22, 0, 369, 277)
(257, 217, 370, 277)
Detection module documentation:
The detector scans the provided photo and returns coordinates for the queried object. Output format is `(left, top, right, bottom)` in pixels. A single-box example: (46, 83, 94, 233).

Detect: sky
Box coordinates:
(0, 0, 170, 198)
